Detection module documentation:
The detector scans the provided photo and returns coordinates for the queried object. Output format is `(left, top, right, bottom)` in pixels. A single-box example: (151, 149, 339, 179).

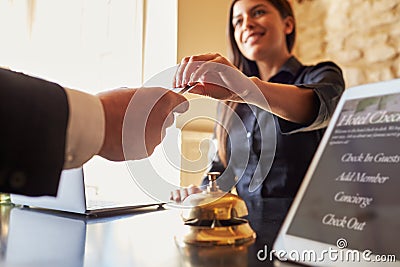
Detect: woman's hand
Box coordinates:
(170, 185, 202, 203)
(174, 53, 258, 103)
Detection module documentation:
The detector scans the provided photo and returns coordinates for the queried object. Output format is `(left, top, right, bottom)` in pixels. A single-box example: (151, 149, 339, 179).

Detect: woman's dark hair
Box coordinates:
(217, 0, 296, 166)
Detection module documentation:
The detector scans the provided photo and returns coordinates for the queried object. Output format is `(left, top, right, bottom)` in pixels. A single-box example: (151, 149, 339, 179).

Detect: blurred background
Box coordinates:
(1, 0, 399, 187)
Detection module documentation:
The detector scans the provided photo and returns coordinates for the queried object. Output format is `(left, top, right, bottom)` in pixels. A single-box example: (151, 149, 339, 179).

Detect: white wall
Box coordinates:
(142, 0, 177, 83)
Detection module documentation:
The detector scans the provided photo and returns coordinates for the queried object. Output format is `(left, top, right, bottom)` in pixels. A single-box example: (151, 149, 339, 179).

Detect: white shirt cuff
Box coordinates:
(63, 88, 105, 169)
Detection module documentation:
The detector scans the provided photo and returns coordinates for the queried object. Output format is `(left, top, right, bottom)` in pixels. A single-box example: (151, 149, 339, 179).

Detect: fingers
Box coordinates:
(174, 53, 225, 88)
(188, 184, 202, 195)
(174, 57, 188, 88)
(175, 57, 200, 88)
(142, 88, 190, 157)
(181, 188, 189, 200)
(169, 91, 189, 113)
(174, 54, 246, 102)
(170, 185, 202, 203)
(156, 90, 189, 131)
(175, 58, 200, 88)
(185, 82, 233, 101)
(170, 189, 182, 203)
(184, 83, 206, 95)
(188, 61, 252, 102)
(182, 62, 201, 86)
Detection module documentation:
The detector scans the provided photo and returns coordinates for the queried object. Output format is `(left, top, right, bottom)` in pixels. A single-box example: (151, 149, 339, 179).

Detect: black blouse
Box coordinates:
(206, 56, 345, 202)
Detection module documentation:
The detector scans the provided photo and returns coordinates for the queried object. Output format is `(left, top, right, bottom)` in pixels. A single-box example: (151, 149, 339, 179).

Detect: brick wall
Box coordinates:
(292, 0, 400, 87)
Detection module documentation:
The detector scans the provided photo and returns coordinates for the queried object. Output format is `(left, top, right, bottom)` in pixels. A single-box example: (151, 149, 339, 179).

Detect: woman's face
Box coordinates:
(232, 0, 293, 61)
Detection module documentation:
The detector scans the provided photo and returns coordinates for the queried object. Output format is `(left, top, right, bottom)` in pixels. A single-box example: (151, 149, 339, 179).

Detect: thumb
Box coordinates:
(185, 83, 206, 95)
(171, 91, 189, 113)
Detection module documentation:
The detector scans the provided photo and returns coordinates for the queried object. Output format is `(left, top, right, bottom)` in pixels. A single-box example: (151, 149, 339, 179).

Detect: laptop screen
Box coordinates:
(274, 79, 400, 266)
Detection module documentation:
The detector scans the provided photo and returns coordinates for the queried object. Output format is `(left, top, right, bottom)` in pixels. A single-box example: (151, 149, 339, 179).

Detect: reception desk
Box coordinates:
(0, 198, 293, 267)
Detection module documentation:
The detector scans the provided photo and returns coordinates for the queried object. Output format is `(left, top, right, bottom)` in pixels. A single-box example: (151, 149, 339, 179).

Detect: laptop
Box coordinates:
(273, 79, 400, 266)
(10, 156, 165, 215)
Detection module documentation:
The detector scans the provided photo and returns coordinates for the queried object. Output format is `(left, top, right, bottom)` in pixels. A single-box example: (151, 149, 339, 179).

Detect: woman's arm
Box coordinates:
(249, 77, 319, 125)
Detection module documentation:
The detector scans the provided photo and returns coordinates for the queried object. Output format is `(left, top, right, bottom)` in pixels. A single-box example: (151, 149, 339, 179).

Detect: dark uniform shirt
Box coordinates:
(206, 56, 345, 202)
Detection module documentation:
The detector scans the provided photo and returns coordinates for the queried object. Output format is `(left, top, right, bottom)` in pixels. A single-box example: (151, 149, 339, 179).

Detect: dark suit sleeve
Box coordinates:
(0, 68, 69, 196)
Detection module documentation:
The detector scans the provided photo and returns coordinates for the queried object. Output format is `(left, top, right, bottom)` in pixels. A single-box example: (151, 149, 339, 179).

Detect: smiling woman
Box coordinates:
(171, 0, 345, 205)
(231, 0, 295, 65)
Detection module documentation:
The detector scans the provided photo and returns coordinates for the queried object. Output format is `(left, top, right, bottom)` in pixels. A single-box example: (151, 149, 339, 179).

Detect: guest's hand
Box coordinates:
(97, 87, 189, 161)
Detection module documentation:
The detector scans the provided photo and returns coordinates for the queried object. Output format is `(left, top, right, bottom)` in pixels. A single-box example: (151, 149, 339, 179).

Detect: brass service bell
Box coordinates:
(176, 172, 256, 246)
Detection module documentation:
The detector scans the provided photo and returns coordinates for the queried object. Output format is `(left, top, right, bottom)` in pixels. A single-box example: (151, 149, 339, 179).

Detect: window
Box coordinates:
(0, 0, 145, 93)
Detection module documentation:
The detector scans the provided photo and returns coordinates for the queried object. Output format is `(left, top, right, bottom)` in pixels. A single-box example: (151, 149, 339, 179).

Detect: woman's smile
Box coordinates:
(244, 30, 265, 45)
